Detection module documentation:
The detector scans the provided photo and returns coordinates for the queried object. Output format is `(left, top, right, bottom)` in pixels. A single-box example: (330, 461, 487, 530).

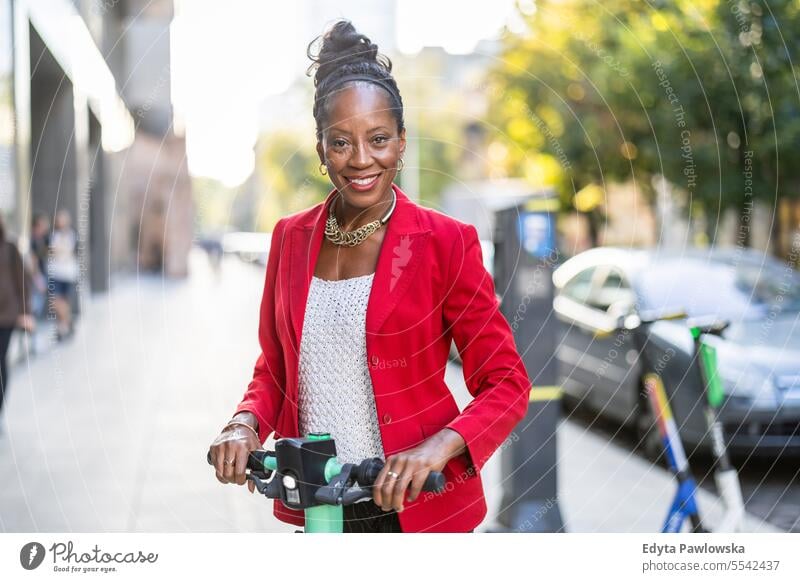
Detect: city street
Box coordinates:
(3, 4, 800, 581)
(0, 251, 788, 532)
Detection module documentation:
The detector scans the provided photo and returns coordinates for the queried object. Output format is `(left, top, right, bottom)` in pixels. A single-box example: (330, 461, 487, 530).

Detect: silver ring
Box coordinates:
(224, 458, 234, 466)
(387, 471, 399, 479)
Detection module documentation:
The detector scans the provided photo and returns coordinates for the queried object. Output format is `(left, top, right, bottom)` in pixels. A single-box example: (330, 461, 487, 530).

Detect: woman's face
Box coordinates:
(34, 216, 49, 235)
(55, 210, 70, 230)
(317, 84, 406, 211)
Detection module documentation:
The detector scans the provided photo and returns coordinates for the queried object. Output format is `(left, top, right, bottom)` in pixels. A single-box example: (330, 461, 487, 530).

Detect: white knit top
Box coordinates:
(297, 273, 385, 465)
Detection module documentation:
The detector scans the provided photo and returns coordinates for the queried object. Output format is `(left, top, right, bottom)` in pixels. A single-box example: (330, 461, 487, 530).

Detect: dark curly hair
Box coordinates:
(306, 20, 404, 140)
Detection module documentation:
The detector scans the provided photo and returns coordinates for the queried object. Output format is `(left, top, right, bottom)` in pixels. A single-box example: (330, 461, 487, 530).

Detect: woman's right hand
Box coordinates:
(16, 314, 35, 333)
(209, 422, 261, 493)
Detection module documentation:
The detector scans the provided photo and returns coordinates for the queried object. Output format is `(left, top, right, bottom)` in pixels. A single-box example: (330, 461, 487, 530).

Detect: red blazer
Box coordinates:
(234, 183, 530, 532)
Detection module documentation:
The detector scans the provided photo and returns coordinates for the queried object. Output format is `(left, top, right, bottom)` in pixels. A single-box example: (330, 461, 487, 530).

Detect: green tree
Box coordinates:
(489, 0, 800, 251)
(254, 131, 330, 231)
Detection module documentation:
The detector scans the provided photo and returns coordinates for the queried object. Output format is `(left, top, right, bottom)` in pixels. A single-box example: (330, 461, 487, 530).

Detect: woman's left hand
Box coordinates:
(373, 428, 466, 512)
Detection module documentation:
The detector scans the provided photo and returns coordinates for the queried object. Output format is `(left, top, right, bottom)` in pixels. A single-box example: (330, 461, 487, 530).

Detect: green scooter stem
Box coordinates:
(693, 327, 725, 409)
(692, 328, 745, 532)
(303, 433, 345, 533)
(694, 333, 732, 470)
(303, 456, 345, 533)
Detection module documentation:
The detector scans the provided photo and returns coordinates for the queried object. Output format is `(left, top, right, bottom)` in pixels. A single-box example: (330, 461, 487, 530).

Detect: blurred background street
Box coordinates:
(1, 0, 799, 533)
(0, 251, 788, 532)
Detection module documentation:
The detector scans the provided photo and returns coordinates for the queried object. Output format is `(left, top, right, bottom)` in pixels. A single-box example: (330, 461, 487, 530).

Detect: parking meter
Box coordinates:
(493, 195, 565, 533)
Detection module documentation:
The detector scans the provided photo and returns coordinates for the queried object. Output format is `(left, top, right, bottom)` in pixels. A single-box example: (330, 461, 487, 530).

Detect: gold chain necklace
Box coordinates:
(324, 191, 397, 247)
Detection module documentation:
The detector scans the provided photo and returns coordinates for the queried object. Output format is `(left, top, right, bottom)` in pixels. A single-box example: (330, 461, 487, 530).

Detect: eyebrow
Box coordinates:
(328, 126, 392, 136)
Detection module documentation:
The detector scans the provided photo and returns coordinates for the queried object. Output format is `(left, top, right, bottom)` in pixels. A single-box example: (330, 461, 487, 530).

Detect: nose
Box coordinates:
(349, 140, 372, 169)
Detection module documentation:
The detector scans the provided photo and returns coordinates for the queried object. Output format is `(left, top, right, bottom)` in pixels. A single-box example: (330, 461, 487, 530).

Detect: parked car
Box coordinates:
(552, 246, 800, 458)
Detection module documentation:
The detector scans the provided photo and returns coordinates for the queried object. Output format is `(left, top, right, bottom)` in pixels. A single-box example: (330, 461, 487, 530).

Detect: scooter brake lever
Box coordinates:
(247, 472, 272, 496)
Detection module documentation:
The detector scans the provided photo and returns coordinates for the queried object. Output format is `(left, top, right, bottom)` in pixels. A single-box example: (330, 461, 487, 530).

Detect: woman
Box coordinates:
(29, 213, 50, 321)
(47, 209, 79, 341)
(208, 20, 530, 533)
(0, 215, 33, 417)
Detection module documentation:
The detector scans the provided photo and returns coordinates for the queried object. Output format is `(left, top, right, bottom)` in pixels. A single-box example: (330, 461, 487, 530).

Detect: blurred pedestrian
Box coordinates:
(0, 215, 33, 417)
(29, 213, 50, 320)
(47, 209, 78, 341)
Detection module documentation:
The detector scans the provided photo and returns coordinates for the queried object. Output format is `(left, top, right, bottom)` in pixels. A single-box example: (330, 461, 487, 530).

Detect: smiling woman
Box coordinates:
(208, 19, 531, 534)
(308, 20, 407, 256)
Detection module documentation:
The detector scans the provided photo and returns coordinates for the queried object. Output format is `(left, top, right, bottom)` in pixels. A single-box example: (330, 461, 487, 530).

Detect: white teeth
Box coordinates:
(351, 176, 377, 185)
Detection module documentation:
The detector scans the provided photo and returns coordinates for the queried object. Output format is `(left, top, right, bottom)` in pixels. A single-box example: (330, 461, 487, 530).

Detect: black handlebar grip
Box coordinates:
(423, 471, 446, 493)
(356, 458, 384, 484)
(246, 450, 272, 472)
(206, 449, 272, 472)
(356, 458, 446, 493)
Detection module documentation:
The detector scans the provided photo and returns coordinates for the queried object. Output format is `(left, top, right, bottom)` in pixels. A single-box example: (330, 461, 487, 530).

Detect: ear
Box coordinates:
(316, 141, 325, 164)
(398, 127, 407, 157)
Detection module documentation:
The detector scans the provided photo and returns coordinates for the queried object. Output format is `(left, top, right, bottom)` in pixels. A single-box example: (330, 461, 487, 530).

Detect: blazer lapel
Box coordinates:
(366, 188, 430, 335)
(288, 219, 323, 347)
(287, 183, 430, 349)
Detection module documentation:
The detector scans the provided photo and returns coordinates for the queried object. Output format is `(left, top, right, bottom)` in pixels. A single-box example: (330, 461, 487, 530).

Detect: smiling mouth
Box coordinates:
(345, 173, 382, 191)
(347, 173, 381, 185)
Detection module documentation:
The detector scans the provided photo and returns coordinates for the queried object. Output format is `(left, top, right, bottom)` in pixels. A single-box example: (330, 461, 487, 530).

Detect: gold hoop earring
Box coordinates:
(319, 162, 328, 176)
(397, 158, 404, 172)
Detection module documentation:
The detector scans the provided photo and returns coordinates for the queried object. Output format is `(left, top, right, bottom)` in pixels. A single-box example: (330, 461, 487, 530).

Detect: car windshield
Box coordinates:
(636, 256, 800, 320)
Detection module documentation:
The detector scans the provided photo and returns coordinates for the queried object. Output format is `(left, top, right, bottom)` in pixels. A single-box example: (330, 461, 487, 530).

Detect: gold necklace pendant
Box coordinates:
(324, 192, 397, 247)
(325, 213, 381, 247)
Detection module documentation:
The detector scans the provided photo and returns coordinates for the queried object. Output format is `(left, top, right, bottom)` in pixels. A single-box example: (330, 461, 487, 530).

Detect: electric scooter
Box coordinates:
(207, 432, 446, 533)
(690, 319, 746, 532)
(604, 310, 745, 533)
(628, 311, 706, 533)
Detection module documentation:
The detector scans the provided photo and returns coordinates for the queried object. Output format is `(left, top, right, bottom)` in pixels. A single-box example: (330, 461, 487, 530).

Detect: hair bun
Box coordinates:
(307, 20, 392, 86)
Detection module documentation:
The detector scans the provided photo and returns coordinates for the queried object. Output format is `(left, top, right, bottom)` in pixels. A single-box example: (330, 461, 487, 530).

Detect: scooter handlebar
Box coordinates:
(356, 457, 446, 493)
(206, 449, 273, 473)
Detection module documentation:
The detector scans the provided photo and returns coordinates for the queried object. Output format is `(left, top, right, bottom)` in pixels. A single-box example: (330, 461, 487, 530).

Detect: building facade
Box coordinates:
(0, 0, 191, 297)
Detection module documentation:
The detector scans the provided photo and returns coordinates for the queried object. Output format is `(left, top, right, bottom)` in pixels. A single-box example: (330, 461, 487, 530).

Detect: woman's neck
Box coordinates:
(334, 188, 394, 230)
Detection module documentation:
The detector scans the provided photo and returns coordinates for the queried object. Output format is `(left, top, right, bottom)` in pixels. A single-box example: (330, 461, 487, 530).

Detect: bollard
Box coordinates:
(497, 386, 564, 532)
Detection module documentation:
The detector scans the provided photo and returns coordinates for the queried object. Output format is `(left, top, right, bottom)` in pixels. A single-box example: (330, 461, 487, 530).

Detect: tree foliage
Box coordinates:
(489, 0, 800, 241)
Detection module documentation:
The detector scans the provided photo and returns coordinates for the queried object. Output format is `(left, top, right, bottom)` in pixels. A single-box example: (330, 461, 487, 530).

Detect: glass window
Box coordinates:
(0, 0, 14, 216)
(588, 267, 637, 312)
(561, 267, 597, 304)
(639, 258, 800, 319)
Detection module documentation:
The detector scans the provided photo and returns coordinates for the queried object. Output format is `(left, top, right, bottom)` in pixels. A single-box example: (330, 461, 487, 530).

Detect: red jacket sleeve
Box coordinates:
(443, 223, 531, 473)
(234, 218, 288, 443)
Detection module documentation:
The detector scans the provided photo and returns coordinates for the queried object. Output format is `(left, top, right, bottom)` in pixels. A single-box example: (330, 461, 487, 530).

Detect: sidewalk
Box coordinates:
(0, 250, 781, 532)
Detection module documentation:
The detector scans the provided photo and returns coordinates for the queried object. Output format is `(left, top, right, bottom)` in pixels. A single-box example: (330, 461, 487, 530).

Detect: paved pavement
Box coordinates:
(0, 250, 782, 532)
